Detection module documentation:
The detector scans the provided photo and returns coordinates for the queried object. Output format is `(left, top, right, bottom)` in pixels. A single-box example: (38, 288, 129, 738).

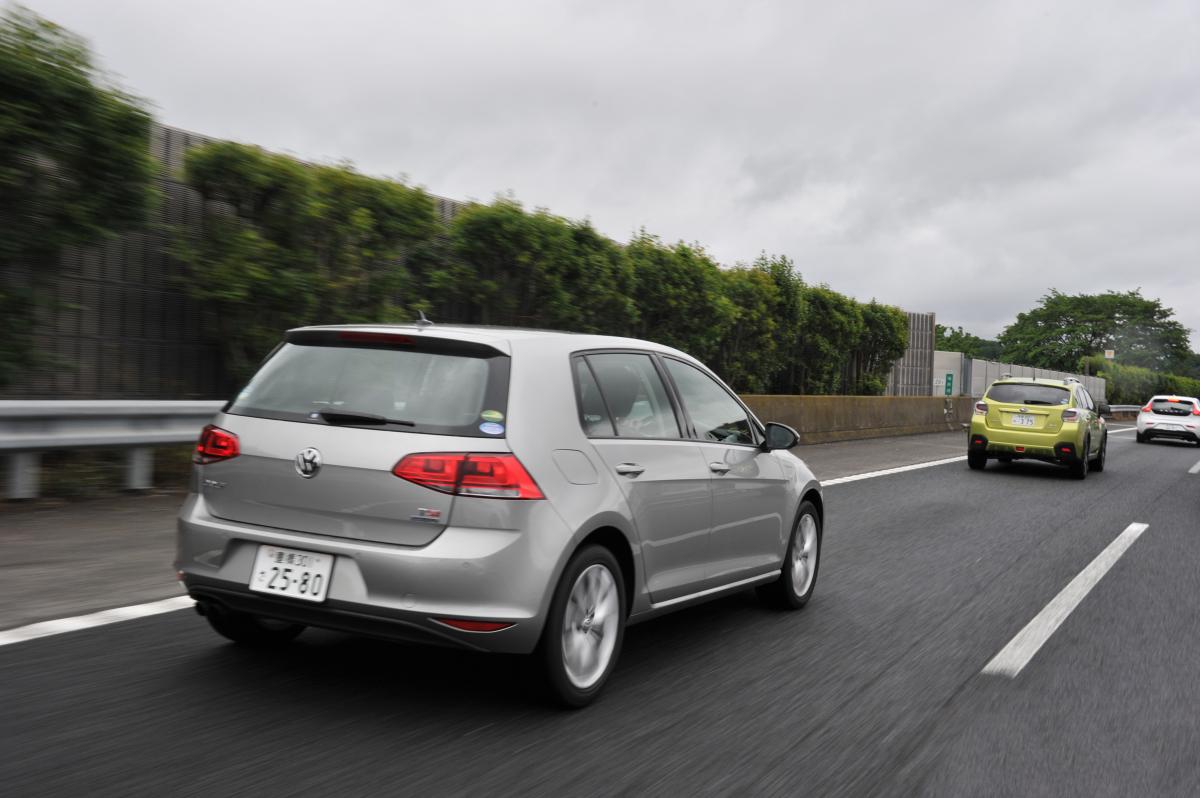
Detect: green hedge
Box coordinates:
(176, 144, 909, 395)
(1080, 356, 1200, 404)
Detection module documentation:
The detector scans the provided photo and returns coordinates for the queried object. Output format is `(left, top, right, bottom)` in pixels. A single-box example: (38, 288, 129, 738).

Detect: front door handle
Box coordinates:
(614, 463, 645, 477)
(709, 462, 732, 474)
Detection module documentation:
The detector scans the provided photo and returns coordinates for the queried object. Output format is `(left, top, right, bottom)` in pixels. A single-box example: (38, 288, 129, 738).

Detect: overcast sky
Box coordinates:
(25, 0, 1200, 343)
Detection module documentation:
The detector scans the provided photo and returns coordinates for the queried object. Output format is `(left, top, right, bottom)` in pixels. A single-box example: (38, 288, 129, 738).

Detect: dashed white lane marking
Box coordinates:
(1189, 459, 1200, 475)
(982, 522, 1149, 678)
(1107, 427, 1138, 435)
(823, 455, 967, 486)
(0, 595, 194, 647)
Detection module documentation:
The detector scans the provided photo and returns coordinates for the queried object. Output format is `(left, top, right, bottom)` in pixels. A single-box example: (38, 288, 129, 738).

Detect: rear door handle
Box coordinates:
(614, 463, 645, 477)
(709, 462, 732, 474)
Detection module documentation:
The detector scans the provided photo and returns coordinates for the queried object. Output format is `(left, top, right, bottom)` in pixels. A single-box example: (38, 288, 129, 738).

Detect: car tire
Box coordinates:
(1136, 431, 1146, 443)
(758, 500, 821, 610)
(967, 451, 987, 470)
(204, 606, 305, 647)
(1090, 432, 1107, 472)
(538, 545, 626, 709)
(1070, 437, 1090, 480)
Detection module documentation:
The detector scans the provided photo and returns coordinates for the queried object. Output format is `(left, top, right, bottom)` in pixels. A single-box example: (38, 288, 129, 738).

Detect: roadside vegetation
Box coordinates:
(173, 143, 910, 395)
(940, 290, 1199, 401)
(0, 5, 156, 388)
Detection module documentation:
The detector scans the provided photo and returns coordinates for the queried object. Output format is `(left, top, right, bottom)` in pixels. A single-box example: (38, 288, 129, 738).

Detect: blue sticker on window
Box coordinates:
(479, 422, 505, 435)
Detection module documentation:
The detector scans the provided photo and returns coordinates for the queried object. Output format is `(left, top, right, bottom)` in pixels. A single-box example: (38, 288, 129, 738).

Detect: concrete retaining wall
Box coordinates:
(742, 395, 976, 444)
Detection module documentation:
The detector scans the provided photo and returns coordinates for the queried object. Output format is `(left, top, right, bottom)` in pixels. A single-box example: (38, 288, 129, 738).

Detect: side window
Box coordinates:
(586, 353, 681, 439)
(664, 359, 758, 446)
(1078, 389, 1093, 411)
(573, 357, 615, 436)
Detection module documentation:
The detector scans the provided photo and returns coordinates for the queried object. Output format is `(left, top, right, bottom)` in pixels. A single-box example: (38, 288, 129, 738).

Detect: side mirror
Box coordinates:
(763, 422, 800, 451)
(1097, 401, 1111, 417)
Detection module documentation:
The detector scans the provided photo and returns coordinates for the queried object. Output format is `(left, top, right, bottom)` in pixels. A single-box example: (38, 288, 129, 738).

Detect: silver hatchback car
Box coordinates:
(177, 324, 823, 706)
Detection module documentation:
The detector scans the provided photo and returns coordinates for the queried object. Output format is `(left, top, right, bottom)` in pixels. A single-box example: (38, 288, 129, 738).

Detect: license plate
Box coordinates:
(1160, 424, 1184, 432)
(249, 545, 333, 603)
(1010, 414, 1036, 427)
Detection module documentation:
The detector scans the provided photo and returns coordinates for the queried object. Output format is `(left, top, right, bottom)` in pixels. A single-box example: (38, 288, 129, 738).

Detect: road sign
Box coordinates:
(944, 373, 954, 396)
(1104, 349, 1115, 360)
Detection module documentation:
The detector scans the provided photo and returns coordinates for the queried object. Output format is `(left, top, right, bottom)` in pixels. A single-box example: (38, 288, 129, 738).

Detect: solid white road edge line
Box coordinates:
(823, 455, 967, 486)
(1107, 427, 1138, 434)
(981, 522, 1149, 678)
(0, 595, 194, 648)
(1189, 459, 1200, 475)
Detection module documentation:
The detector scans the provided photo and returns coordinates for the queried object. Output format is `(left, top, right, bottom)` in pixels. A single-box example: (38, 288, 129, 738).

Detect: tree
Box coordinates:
(175, 141, 437, 381)
(794, 285, 865, 394)
(935, 324, 1002, 360)
(445, 199, 637, 333)
(854, 301, 909, 394)
(0, 6, 155, 386)
(713, 263, 783, 393)
(627, 233, 736, 364)
(998, 290, 1191, 372)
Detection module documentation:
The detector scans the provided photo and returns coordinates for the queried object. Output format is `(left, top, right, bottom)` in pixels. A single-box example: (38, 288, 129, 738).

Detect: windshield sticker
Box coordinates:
(479, 422, 505, 435)
(480, 409, 504, 423)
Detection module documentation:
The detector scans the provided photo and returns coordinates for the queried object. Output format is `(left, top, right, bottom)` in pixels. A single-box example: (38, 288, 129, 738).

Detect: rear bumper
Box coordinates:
(175, 492, 567, 654)
(968, 431, 1084, 464)
(1140, 426, 1200, 443)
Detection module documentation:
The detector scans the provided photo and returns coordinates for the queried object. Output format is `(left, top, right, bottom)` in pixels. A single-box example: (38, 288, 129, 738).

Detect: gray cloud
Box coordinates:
(26, 0, 1200, 342)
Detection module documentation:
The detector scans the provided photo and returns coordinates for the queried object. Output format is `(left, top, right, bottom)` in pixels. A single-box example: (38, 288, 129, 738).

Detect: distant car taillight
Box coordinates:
(392, 453, 545, 500)
(194, 424, 240, 464)
(1061, 409, 1080, 422)
(974, 402, 988, 415)
(1140, 402, 1153, 413)
(1193, 405, 1200, 416)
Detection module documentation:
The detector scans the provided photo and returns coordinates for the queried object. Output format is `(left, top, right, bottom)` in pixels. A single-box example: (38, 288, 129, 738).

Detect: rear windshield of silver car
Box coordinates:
(986, 384, 1071, 405)
(1151, 398, 1197, 416)
(226, 332, 510, 437)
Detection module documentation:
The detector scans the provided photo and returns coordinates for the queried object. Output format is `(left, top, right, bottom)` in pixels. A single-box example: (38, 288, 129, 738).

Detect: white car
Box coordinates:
(1135, 395, 1200, 445)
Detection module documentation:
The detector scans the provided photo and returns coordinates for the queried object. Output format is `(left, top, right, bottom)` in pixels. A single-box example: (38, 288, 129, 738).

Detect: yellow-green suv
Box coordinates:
(968, 377, 1108, 479)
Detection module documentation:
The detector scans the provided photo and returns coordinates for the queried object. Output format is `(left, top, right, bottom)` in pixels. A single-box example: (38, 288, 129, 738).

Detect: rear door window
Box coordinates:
(663, 358, 759, 446)
(584, 353, 680, 439)
(229, 337, 509, 437)
(986, 384, 1071, 406)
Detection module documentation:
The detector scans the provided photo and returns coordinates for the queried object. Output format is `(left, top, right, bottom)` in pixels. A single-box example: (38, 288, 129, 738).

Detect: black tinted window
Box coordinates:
(229, 341, 509, 437)
(664, 359, 757, 445)
(1151, 398, 1196, 417)
(986, 383, 1070, 406)
(586, 353, 680, 438)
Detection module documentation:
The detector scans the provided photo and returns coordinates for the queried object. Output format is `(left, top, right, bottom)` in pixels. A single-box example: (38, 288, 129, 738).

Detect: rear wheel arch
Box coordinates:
(572, 526, 636, 618)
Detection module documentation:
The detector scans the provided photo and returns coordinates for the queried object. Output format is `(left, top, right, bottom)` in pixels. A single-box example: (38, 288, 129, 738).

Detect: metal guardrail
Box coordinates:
(0, 400, 223, 500)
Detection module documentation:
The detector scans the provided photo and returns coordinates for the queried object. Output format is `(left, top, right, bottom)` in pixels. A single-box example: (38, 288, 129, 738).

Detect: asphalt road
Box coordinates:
(2, 428, 1199, 796)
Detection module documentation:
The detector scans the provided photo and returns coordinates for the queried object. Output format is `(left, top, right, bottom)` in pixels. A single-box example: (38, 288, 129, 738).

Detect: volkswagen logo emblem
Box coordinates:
(295, 447, 322, 479)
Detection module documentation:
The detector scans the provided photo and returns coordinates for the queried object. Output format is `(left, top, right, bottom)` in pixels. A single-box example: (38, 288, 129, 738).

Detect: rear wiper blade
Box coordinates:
(318, 409, 415, 427)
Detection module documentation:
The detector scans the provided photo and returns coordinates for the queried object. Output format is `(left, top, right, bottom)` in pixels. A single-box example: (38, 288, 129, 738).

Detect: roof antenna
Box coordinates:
(415, 311, 434, 329)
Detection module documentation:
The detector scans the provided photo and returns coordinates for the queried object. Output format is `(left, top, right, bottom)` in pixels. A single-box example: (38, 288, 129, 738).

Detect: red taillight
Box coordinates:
(1140, 403, 1153, 413)
(392, 453, 545, 500)
(974, 401, 988, 415)
(434, 618, 515, 632)
(1192, 406, 1200, 416)
(1062, 409, 1080, 422)
(194, 424, 239, 464)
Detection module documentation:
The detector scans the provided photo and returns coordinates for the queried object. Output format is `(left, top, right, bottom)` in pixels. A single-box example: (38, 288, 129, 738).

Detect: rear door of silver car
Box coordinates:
(574, 352, 713, 603)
